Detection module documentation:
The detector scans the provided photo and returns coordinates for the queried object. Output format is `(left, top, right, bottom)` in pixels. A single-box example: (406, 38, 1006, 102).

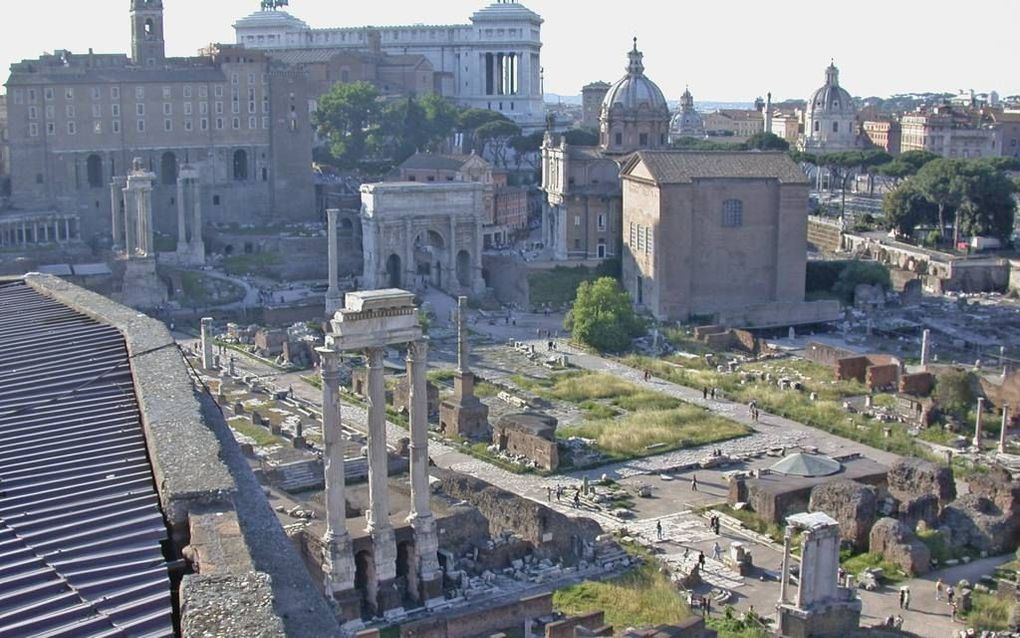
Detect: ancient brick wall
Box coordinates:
(499, 429, 559, 471)
(866, 363, 900, 392)
(900, 372, 935, 396)
(694, 325, 726, 340)
(401, 593, 554, 638)
(836, 356, 871, 383)
(435, 470, 602, 561)
(804, 341, 857, 368)
(545, 611, 606, 638)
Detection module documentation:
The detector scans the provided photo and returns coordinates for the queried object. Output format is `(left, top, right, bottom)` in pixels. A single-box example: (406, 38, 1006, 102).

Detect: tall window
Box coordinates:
(86, 154, 103, 188)
(233, 149, 248, 181)
(832, 121, 839, 133)
(722, 199, 743, 228)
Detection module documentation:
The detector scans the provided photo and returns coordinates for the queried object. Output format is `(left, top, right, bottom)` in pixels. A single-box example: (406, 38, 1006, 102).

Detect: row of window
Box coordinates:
(27, 116, 271, 137)
(629, 222, 654, 255)
(12, 78, 267, 106)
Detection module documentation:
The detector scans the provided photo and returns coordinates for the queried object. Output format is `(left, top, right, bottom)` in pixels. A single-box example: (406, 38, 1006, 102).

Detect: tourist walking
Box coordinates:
(690, 475, 699, 492)
(936, 577, 944, 601)
(712, 542, 722, 561)
(698, 551, 705, 568)
(710, 388, 716, 400)
(547, 486, 552, 502)
(703, 387, 709, 400)
(947, 585, 955, 605)
(656, 520, 663, 540)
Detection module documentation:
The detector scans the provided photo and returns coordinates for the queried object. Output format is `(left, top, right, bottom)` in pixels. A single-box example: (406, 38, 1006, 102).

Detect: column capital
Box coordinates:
(365, 346, 385, 367)
(406, 339, 429, 363)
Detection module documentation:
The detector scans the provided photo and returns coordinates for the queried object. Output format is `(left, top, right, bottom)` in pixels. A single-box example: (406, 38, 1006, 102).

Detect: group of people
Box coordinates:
(748, 400, 761, 422)
(935, 578, 960, 620)
(702, 387, 718, 400)
(706, 514, 721, 535)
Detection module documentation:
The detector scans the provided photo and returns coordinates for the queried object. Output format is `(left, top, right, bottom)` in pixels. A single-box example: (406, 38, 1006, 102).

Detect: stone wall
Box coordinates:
(545, 611, 607, 638)
(803, 342, 858, 368)
(866, 364, 900, 392)
(809, 481, 877, 552)
(483, 254, 530, 307)
(900, 372, 935, 396)
(807, 215, 843, 253)
(836, 356, 870, 384)
(21, 274, 341, 637)
(401, 593, 553, 638)
(493, 425, 560, 472)
(869, 517, 931, 575)
(435, 470, 602, 562)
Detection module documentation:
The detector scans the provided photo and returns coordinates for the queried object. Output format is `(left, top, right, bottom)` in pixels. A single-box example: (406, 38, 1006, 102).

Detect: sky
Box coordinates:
(2, 0, 1018, 103)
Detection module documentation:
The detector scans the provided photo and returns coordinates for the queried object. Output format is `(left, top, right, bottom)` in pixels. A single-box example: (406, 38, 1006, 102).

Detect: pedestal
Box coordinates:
(118, 257, 168, 309)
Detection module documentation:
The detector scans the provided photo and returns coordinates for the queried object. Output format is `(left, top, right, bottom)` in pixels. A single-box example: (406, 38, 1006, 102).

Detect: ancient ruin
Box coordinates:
(111, 158, 167, 308)
(317, 289, 440, 625)
(778, 512, 861, 638)
(439, 296, 490, 439)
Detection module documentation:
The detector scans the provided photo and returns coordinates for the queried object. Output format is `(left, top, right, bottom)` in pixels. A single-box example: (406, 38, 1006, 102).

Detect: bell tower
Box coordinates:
(131, 0, 165, 66)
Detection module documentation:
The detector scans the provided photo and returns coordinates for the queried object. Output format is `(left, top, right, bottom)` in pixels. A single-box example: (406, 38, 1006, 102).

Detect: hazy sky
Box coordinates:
(3, 1, 1018, 103)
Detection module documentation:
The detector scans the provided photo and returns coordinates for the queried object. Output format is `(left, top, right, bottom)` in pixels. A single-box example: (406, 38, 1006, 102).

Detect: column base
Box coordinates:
(332, 588, 363, 627)
(420, 574, 444, 607)
(322, 531, 356, 595)
(376, 578, 405, 621)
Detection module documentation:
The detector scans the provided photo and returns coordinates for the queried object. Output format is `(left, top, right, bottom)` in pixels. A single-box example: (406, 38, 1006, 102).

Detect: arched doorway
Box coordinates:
(161, 152, 178, 185)
(354, 550, 377, 620)
(413, 230, 447, 290)
(386, 254, 402, 289)
(456, 250, 472, 289)
(396, 541, 420, 606)
(86, 154, 103, 188)
(233, 149, 248, 181)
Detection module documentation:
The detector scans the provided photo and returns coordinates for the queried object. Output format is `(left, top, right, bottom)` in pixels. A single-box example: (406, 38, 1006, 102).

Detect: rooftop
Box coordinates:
(624, 151, 810, 185)
(0, 280, 173, 637)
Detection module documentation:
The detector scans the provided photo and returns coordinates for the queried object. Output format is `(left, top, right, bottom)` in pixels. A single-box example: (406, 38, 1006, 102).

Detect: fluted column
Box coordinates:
(407, 340, 442, 604)
(191, 178, 204, 255)
(365, 346, 399, 615)
(122, 187, 137, 256)
(176, 177, 187, 251)
(318, 346, 356, 595)
(973, 398, 985, 448)
(1001, 406, 1011, 454)
(110, 181, 123, 249)
(326, 209, 343, 316)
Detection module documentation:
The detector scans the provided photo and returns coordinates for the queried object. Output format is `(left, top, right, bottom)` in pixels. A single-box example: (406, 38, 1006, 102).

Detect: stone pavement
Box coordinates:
(857, 555, 1012, 636)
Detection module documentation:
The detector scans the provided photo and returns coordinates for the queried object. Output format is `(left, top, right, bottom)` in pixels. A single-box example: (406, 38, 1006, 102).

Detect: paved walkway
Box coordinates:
(858, 556, 1011, 636)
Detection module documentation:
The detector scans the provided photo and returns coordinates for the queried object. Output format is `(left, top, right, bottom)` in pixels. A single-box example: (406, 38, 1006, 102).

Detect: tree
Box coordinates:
(475, 120, 522, 167)
(831, 261, 892, 304)
(898, 150, 940, 173)
(315, 81, 381, 168)
(883, 183, 938, 238)
(743, 132, 790, 151)
(562, 128, 600, 146)
(914, 158, 968, 244)
(457, 108, 509, 132)
(957, 160, 1017, 241)
(419, 94, 461, 151)
(375, 97, 430, 164)
(564, 277, 643, 353)
(509, 131, 545, 171)
(934, 369, 975, 419)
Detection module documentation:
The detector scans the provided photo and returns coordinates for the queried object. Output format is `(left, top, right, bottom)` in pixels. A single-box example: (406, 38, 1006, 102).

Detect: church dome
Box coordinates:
(670, 86, 704, 137)
(602, 39, 669, 115)
(807, 62, 856, 116)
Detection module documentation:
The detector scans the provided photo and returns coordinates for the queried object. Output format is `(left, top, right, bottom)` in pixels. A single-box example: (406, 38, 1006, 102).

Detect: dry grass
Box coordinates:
(561, 405, 750, 458)
(228, 416, 282, 447)
(554, 562, 691, 629)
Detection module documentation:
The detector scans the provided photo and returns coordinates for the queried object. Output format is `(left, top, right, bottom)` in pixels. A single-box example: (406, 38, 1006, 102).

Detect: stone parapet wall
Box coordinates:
(401, 593, 554, 638)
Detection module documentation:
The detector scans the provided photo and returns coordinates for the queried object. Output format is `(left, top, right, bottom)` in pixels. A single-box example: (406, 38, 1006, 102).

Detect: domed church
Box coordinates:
(799, 61, 861, 152)
(670, 86, 706, 141)
(599, 39, 672, 154)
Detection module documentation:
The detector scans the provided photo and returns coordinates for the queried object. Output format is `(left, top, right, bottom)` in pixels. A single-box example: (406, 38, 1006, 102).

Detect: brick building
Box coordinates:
(621, 151, 836, 326)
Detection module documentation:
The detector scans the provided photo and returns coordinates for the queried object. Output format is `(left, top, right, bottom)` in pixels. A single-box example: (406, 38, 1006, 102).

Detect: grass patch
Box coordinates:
(224, 252, 283, 279)
(713, 505, 789, 545)
(625, 355, 926, 458)
(708, 608, 771, 638)
(580, 401, 621, 420)
(475, 381, 500, 398)
(553, 562, 691, 629)
(965, 592, 1011, 631)
(177, 271, 245, 307)
(228, 416, 282, 447)
(560, 405, 750, 459)
(840, 552, 907, 584)
(613, 391, 682, 412)
(427, 370, 456, 383)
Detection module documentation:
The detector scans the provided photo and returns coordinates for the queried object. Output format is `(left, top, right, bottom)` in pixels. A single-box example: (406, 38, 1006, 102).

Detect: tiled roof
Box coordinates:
(399, 153, 476, 171)
(626, 151, 810, 185)
(0, 280, 173, 638)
